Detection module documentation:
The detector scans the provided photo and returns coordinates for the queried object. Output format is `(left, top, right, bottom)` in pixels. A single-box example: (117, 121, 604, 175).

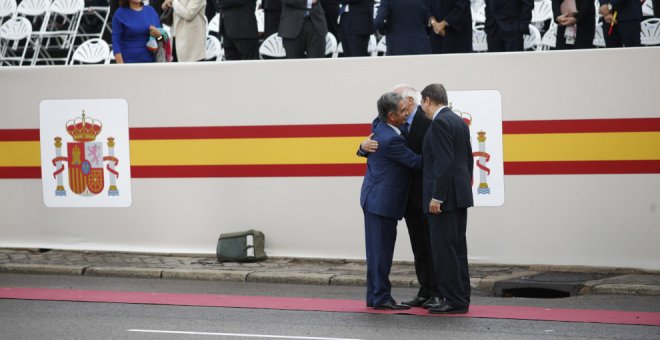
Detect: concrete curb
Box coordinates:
(471, 271, 538, 291)
(162, 269, 251, 282)
(85, 266, 163, 278)
(584, 284, 660, 296)
(246, 272, 336, 285)
(0, 263, 87, 276)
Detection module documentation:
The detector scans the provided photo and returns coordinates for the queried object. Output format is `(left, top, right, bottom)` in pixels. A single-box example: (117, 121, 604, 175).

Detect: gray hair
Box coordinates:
(377, 92, 403, 122)
(392, 84, 420, 105)
(420, 83, 448, 105)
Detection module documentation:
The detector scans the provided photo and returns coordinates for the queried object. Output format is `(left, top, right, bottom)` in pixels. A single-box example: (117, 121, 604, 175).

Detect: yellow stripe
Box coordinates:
(503, 132, 660, 162)
(1, 132, 659, 167)
(129, 137, 367, 166)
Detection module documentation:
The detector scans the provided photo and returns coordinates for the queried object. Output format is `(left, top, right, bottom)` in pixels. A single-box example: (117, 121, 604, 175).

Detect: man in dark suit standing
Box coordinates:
(428, 0, 473, 53)
(322, 0, 341, 42)
(338, 0, 374, 57)
(279, 0, 328, 58)
(358, 85, 439, 308)
(598, 0, 642, 47)
(360, 92, 422, 310)
(421, 83, 473, 314)
(373, 0, 432, 55)
(484, 0, 533, 51)
(218, 0, 259, 60)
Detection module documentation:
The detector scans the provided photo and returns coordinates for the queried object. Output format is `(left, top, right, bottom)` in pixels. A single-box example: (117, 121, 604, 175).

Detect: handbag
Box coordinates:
(160, 7, 173, 27)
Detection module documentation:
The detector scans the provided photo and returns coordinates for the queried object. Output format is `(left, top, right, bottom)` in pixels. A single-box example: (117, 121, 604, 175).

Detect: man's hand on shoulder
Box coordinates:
(360, 133, 379, 153)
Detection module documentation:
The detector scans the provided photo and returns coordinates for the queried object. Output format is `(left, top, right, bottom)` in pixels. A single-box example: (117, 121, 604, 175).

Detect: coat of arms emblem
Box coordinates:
(51, 111, 120, 197)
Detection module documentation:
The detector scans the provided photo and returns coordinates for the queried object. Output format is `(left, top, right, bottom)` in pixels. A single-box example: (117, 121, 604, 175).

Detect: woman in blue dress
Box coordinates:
(112, 0, 164, 63)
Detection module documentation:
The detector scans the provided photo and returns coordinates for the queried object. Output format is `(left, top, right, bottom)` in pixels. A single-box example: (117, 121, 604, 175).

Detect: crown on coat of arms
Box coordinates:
(66, 110, 102, 141)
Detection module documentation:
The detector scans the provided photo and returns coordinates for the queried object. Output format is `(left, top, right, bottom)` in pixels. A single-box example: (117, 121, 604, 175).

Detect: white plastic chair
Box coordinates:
(205, 34, 223, 61)
(207, 13, 219, 34)
(642, 0, 654, 17)
(523, 24, 541, 50)
(32, 0, 84, 65)
(472, 24, 488, 52)
(0, 0, 17, 29)
(640, 18, 660, 45)
(258, 33, 285, 59)
(367, 34, 378, 56)
(593, 23, 605, 47)
(77, 4, 111, 41)
(0, 17, 33, 66)
(471, 0, 485, 24)
(531, 0, 553, 32)
(255, 9, 264, 34)
(325, 32, 337, 57)
(70, 37, 108, 64)
(539, 22, 557, 50)
(376, 36, 386, 55)
(106, 48, 115, 63)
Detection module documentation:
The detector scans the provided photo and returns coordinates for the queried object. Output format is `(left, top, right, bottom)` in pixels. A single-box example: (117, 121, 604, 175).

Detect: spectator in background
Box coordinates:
(428, 0, 473, 53)
(322, 0, 341, 42)
(279, 0, 328, 58)
(551, 0, 595, 49)
(374, 0, 432, 55)
(598, 0, 642, 47)
(217, 0, 259, 60)
(263, 0, 282, 38)
(484, 0, 533, 51)
(112, 0, 164, 63)
(338, 0, 374, 57)
(162, 0, 207, 62)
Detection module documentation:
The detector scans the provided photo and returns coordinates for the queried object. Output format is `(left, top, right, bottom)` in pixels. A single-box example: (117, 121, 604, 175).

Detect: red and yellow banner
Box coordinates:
(1, 118, 660, 178)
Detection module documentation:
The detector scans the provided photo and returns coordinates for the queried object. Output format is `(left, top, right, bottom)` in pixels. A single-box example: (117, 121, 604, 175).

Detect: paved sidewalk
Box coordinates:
(1, 248, 659, 296)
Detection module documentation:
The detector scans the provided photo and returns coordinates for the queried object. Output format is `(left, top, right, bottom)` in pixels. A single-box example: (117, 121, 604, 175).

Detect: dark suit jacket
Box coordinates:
(218, 0, 259, 39)
(279, 0, 328, 39)
(340, 0, 375, 36)
(360, 121, 422, 220)
(598, 0, 642, 21)
(422, 107, 474, 213)
(373, 0, 432, 55)
(405, 107, 431, 212)
(485, 0, 534, 35)
(429, 0, 472, 52)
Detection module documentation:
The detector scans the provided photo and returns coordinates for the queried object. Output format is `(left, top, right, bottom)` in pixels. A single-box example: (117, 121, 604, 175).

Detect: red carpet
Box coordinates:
(1, 287, 659, 326)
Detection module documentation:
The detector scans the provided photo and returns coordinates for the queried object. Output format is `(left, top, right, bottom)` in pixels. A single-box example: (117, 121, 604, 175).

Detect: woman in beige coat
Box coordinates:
(162, 0, 207, 62)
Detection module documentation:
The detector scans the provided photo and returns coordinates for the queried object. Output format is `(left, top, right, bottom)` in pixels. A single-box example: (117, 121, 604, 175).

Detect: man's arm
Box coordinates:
(519, 0, 534, 34)
(357, 134, 378, 157)
(430, 117, 454, 204)
(385, 137, 422, 170)
(373, 0, 390, 34)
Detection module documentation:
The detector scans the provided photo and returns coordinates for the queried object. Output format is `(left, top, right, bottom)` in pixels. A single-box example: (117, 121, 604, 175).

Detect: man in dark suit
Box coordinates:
(484, 0, 533, 51)
(263, 0, 282, 38)
(218, 0, 259, 60)
(428, 0, 473, 53)
(598, 0, 642, 47)
(357, 85, 439, 308)
(360, 92, 422, 310)
(322, 0, 341, 42)
(421, 83, 473, 314)
(279, 0, 328, 58)
(373, 0, 432, 55)
(339, 0, 374, 57)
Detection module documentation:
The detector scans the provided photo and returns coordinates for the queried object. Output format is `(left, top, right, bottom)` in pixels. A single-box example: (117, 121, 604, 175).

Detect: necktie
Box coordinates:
(400, 123, 410, 137)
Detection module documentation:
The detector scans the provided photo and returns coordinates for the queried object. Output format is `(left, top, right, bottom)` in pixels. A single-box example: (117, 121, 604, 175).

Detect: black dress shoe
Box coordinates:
(374, 299, 412, 310)
(422, 296, 442, 309)
(401, 295, 428, 307)
(428, 302, 469, 314)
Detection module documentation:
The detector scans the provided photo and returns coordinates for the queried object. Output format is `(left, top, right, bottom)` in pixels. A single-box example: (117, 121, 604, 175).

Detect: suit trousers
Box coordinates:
(487, 28, 524, 52)
(364, 210, 398, 307)
(223, 37, 259, 60)
(283, 17, 326, 58)
(603, 20, 641, 48)
(404, 204, 439, 298)
(340, 25, 369, 57)
(427, 208, 471, 307)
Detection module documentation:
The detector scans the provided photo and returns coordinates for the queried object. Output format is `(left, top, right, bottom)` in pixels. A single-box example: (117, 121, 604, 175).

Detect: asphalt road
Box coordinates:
(1, 274, 659, 340)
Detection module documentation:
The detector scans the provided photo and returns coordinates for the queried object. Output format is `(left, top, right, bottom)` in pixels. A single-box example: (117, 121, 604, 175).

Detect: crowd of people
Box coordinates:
(359, 84, 473, 313)
(104, 0, 657, 63)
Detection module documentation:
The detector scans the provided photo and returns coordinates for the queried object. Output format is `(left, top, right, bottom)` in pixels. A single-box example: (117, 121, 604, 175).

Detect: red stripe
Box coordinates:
(3, 117, 659, 141)
(503, 118, 660, 134)
(0, 129, 40, 141)
(1, 287, 658, 326)
(129, 124, 373, 140)
(505, 160, 660, 175)
(3, 160, 660, 179)
(130, 164, 366, 178)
